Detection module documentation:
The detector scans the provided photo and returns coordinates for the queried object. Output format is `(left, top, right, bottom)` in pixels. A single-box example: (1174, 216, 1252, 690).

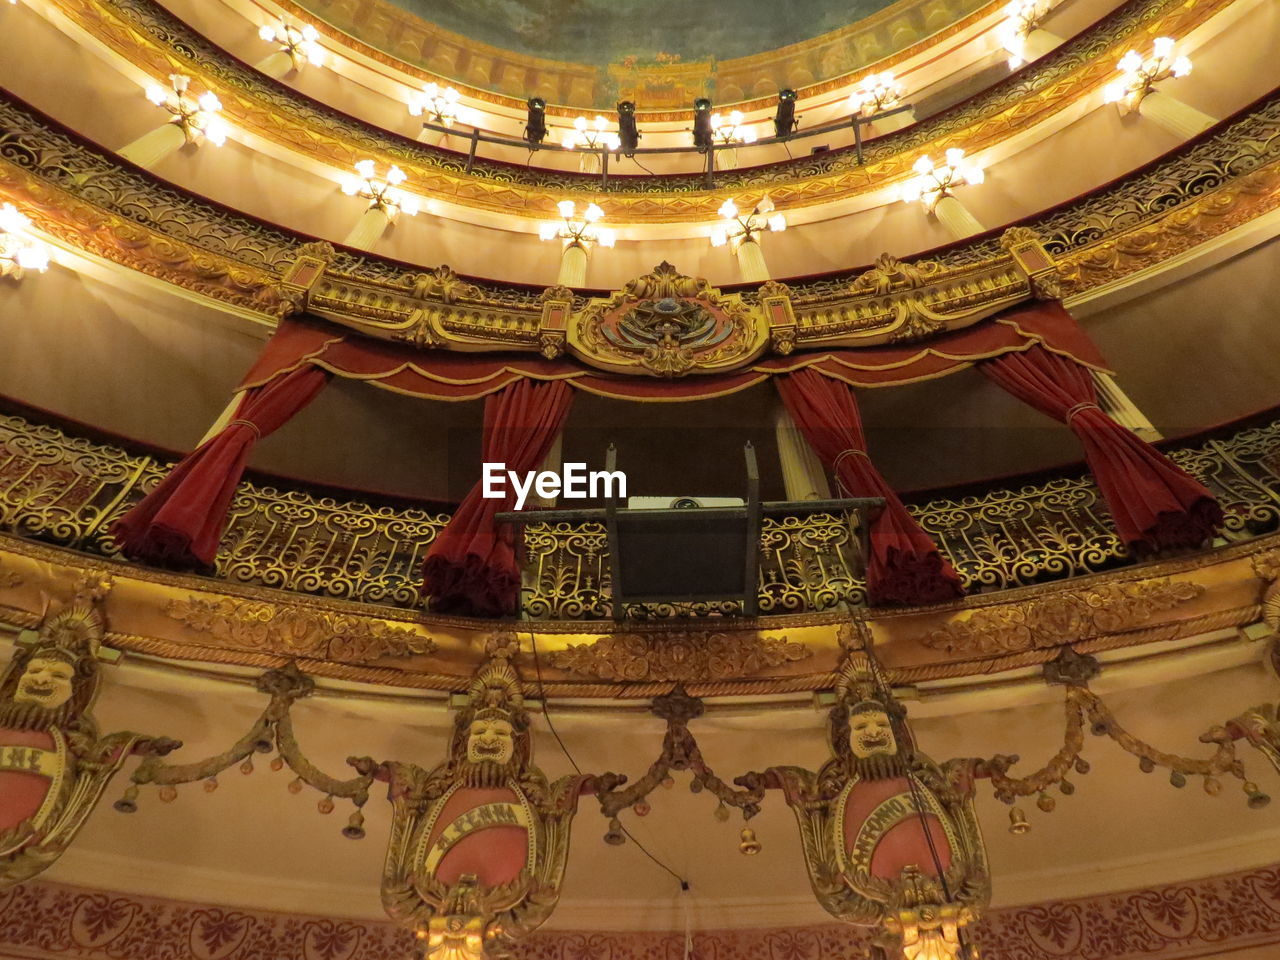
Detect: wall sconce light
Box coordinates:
(562, 116, 621, 152)
(538, 200, 616, 249)
(848, 73, 903, 117)
(144, 74, 229, 148)
(257, 21, 325, 69)
(710, 111, 758, 146)
(408, 83, 474, 127)
(0, 203, 51, 278)
(998, 0, 1052, 68)
(709, 195, 786, 249)
(900, 149, 984, 212)
(1103, 37, 1192, 111)
(773, 89, 798, 139)
(341, 160, 420, 219)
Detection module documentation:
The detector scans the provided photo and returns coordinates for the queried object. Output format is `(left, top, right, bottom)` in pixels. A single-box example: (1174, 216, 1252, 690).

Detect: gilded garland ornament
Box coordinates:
(0, 574, 180, 887)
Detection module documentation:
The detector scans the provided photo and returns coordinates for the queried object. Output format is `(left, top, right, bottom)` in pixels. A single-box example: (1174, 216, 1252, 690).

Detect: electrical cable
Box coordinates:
(627, 154, 660, 177)
(525, 631, 690, 888)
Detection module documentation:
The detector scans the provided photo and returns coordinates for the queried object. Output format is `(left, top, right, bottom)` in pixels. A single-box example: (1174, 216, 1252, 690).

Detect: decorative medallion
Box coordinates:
(549, 631, 811, 682)
(570, 262, 769, 377)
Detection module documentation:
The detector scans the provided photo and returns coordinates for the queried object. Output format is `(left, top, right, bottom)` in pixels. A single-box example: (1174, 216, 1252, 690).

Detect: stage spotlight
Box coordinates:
(617, 100, 640, 155)
(692, 97, 713, 151)
(773, 89, 797, 139)
(525, 97, 547, 146)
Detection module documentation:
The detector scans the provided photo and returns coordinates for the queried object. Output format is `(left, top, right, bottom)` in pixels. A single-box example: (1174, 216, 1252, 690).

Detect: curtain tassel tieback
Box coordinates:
(226, 419, 263, 440)
(1064, 401, 1101, 426)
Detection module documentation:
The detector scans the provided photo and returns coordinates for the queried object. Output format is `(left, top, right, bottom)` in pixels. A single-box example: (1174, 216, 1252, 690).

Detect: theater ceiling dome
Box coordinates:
(294, 0, 988, 107)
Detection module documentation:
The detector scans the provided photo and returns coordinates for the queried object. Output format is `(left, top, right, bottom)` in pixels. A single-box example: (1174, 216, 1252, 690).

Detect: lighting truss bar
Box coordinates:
(425, 101, 914, 184)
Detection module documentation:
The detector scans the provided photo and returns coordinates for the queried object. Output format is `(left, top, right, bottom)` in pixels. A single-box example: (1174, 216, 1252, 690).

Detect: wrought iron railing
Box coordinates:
(2, 410, 1279, 618)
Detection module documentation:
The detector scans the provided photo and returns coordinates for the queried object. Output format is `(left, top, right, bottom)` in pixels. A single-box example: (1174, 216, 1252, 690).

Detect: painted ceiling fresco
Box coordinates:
(376, 0, 901, 66)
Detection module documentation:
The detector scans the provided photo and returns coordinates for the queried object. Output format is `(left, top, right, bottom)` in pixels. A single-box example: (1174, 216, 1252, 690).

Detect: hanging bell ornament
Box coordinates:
(1074, 756, 1091, 775)
(714, 803, 730, 822)
(318, 795, 335, 815)
(270, 756, 285, 772)
(739, 827, 761, 855)
(1059, 778, 1075, 796)
(1203, 776, 1222, 796)
(1008, 807, 1030, 835)
(159, 785, 178, 803)
(342, 808, 366, 840)
(661, 776, 675, 790)
(689, 779, 704, 794)
(203, 777, 219, 793)
(633, 800, 651, 817)
(240, 757, 254, 776)
(287, 777, 305, 795)
(604, 817, 626, 845)
(1169, 771, 1187, 788)
(1245, 781, 1271, 809)
(1036, 792, 1056, 813)
(1139, 756, 1155, 773)
(114, 784, 140, 814)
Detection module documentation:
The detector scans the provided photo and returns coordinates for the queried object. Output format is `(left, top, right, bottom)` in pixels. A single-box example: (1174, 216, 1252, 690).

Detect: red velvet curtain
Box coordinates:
(113, 365, 330, 568)
(981, 345, 1221, 552)
(422, 378, 574, 617)
(776, 369, 964, 606)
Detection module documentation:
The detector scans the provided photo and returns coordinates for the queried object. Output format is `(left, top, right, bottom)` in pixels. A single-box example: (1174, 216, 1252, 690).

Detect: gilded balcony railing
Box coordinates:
(1, 410, 1279, 618)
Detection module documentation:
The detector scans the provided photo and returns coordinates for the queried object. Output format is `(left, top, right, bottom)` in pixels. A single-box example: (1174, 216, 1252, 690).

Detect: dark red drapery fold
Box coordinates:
(422, 378, 574, 617)
(112, 365, 330, 568)
(981, 345, 1222, 552)
(776, 369, 964, 606)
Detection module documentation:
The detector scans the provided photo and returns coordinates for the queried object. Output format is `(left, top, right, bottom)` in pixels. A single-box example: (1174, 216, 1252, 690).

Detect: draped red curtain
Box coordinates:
(981, 345, 1221, 552)
(422, 378, 574, 617)
(113, 365, 330, 568)
(776, 369, 964, 606)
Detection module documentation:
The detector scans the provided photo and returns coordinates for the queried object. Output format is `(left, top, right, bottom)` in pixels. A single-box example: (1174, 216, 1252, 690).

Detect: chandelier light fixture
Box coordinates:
(900, 149, 984, 211)
(341, 160, 420, 219)
(848, 72, 904, 117)
(408, 83, 474, 128)
(709, 110, 758, 146)
(0, 203, 51, 278)
(1103, 37, 1192, 111)
(709, 196, 786, 249)
(257, 21, 326, 69)
(538, 200, 616, 249)
(998, 0, 1052, 68)
(144, 74, 229, 148)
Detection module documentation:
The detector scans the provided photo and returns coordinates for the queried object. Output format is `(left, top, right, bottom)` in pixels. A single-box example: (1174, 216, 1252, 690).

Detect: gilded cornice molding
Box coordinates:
(4, 865, 1280, 958)
(3, 91, 1279, 330)
(41, 0, 1235, 220)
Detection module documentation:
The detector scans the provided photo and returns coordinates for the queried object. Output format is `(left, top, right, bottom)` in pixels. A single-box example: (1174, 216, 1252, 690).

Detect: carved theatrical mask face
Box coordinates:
(849, 708, 898, 759)
(13, 657, 76, 710)
(466, 717, 515, 766)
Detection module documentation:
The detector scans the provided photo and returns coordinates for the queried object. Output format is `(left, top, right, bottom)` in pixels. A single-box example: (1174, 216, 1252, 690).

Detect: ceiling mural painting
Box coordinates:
(298, 0, 970, 107)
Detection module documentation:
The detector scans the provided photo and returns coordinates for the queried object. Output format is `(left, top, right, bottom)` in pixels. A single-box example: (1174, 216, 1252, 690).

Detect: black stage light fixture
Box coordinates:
(692, 97, 713, 151)
(525, 97, 547, 146)
(773, 89, 798, 139)
(617, 100, 640, 155)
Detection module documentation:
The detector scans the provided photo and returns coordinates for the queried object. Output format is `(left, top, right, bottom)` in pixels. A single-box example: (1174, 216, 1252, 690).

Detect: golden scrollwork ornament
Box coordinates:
(0, 575, 180, 887)
(356, 635, 618, 957)
(744, 625, 988, 959)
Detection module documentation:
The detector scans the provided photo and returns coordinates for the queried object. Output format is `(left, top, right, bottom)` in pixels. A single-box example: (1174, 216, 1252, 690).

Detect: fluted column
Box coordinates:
(774, 405, 831, 501)
(1136, 91, 1218, 139)
(255, 50, 296, 79)
(735, 237, 771, 282)
(1093, 371, 1163, 441)
(558, 242, 589, 287)
(118, 123, 186, 168)
(344, 207, 392, 250)
(933, 195, 986, 240)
